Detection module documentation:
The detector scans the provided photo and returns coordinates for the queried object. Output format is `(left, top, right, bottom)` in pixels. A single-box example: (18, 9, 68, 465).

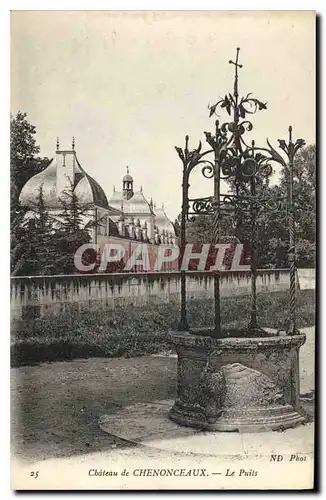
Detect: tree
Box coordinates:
(11, 186, 57, 276)
(186, 214, 214, 244)
(54, 182, 94, 274)
(258, 144, 316, 268)
(11, 112, 51, 274)
(10, 111, 50, 206)
(173, 217, 181, 238)
(182, 144, 316, 269)
(290, 144, 316, 264)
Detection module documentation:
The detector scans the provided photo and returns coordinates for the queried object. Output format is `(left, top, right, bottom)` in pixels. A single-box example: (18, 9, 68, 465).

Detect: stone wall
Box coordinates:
(10, 269, 314, 322)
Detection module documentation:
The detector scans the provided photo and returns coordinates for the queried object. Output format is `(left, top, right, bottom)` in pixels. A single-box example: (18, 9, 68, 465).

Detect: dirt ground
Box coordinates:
(11, 356, 177, 462)
(11, 328, 315, 464)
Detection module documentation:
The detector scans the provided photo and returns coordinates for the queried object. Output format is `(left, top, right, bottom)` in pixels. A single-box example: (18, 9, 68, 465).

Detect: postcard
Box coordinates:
(10, 10, 316, 491)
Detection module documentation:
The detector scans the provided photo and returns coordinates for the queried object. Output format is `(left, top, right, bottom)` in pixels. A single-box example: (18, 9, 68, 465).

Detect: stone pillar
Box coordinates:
(118, 217, 125, 237)
(154, 226, 160, 245)
(148, 215, 154, 241)
(128, 218, 135, 239)
(142, 221, 148, 241)
(135, 218, 142, 240)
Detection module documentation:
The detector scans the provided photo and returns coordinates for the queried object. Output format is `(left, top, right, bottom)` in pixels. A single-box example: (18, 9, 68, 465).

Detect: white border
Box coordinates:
(2, 3, 324, 498)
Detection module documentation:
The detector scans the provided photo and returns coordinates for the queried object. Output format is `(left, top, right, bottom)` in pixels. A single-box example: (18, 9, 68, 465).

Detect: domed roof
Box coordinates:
(110, 190, 122, 200)
(123, 167, 133, 182)
(130, 191, 150, 206)
(154, 205, 175, 236)
(19, 159, 59, 209)
(108, 191, 124, 209)
(126, 191, 153, 214)
(19, 149, 110, 211)
(108, 190, 153, 215)
(75, 156, 109, 209)
(74, 176, 93, 204)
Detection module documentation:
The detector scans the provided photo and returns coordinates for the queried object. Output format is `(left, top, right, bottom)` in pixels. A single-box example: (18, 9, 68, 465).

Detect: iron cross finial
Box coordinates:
(229, 47, 242, 99)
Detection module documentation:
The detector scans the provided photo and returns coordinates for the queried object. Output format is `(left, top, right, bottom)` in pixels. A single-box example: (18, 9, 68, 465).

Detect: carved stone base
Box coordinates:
(169, 330, 306, 433)
(169, 401, 305, 432)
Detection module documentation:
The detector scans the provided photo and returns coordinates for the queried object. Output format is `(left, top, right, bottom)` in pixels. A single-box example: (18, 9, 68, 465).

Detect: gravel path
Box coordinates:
(11, 327, 314, 463)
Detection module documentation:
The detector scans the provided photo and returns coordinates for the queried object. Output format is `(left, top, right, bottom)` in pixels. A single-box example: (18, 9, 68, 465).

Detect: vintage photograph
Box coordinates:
(10, 10, 316, 490)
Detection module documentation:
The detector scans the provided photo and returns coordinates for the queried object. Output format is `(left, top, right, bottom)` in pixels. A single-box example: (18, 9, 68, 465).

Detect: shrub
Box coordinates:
(11, 290, 315, 366)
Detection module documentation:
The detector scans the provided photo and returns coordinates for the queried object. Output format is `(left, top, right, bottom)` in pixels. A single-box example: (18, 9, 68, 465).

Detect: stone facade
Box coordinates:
(108, 167, 176, 244)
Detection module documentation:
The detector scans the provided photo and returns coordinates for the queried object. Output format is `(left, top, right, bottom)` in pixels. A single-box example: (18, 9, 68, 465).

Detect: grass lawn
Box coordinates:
(11, 290, 315, 366)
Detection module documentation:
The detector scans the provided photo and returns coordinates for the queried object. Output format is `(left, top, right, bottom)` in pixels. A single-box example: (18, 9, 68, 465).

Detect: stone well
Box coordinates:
(169, 329, 306, 432)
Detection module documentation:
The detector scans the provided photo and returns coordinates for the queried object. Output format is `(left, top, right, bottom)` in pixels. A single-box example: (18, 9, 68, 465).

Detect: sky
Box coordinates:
(11, 11, 315, 221)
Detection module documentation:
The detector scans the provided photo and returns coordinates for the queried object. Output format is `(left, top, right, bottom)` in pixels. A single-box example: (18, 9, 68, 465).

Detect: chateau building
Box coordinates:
(108, 167, 176, 245)
(19, 140, 177, 247)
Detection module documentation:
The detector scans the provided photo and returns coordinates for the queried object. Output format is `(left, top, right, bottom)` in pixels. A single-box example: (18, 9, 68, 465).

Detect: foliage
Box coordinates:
(266, 144, 316, 268)
(173, 217, 181, 237)
(11, 186, 57, 276)
(54, 181, 94, 274)
(11, 201, 28, 276)
(183, 144, 316, 268)
(186, 214, 214, 245)
(10, 111, 50, 207)
(11, 290, 315, 366)
(10, 112, 51, 274)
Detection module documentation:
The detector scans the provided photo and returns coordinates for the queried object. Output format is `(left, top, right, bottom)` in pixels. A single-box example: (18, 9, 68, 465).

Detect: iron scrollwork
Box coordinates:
(175, 47, 306, 336)
(189, 197, 214, 216)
